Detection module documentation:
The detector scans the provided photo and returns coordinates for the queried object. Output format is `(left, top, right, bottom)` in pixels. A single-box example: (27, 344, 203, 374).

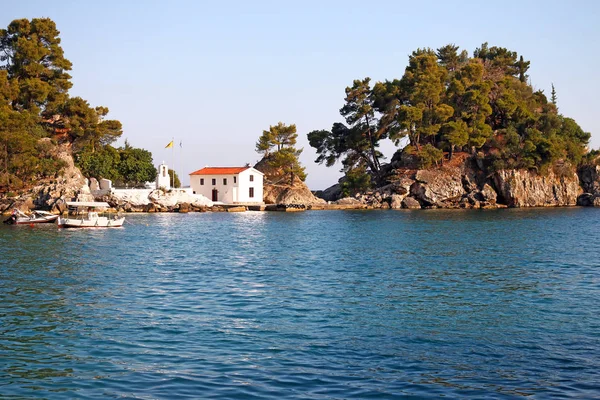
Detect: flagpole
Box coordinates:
(171, 136, 174, 189)
(179, 140, 183, 189)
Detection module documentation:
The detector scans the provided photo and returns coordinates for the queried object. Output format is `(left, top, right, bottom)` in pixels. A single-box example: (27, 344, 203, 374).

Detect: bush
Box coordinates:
(341, 166, 372, 197)
(417, 144, 444, 169)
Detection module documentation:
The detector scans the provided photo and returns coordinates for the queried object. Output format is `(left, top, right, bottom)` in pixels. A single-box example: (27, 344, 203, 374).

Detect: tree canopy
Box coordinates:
(77, 140, 157, 187)
(308, 43, 590, 185)
(256, 122, 306, 184)
(0, 18, 145, 194)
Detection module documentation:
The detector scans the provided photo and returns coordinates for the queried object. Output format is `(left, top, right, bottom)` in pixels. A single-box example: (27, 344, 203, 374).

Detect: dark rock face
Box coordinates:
(579, 165, 599, 193)
(314, 183, 342, 202)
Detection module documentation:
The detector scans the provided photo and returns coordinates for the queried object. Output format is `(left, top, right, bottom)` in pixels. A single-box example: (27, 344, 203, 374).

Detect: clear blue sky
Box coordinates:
(3, 0, 599, 189)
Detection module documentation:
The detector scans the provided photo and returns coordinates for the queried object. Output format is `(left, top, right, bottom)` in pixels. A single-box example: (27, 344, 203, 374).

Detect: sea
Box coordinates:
(1, 209, 599, 399)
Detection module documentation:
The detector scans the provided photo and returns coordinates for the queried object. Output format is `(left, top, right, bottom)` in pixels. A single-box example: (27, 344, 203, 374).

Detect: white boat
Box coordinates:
(3, 209, 59, 225)
(57, 201, 125, 228)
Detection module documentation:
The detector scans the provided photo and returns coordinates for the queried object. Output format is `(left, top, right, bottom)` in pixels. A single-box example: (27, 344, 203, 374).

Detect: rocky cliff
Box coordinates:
(494, 168, 580, 207)
(318, 155, 585, 209)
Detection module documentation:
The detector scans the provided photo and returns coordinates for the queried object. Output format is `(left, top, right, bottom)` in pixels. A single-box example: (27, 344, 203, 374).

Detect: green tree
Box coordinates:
(514, 55, 531, 83)
(441, 120, 468, 159)
(256, 122, 298, 156)
(399, 53, 453, 148)
(75, 145, 121, 181)
(436, 44, 461, 72)
(551, 83, 557, 107)
(339, 77, 385, 179)
(256, 122, 306, 185)
(341, 165, 372, 197)
(118, 142, 157, 186)
(55, 97, 122, 152)
(168, 169, 180, 188)
(307, 122, 382, 175)
(0, 18, 73, 115)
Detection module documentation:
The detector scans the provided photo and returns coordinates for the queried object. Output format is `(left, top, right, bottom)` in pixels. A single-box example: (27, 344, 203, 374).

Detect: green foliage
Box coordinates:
(60, 97, 123, 152)
(168, 169, 180, 188)
(416, 144, 444, 168)
(308, 42, 590, 180)
(0, 18, 137, 194)
(441, 120, 468, 159)
(267, 148, 307, 185)
(76, 140, 157, 187)
(257, 122, 306, 184)
(256, 122, 298, 156)
(76, 145, 121, 181)
(0, 18, 72, 115)
(341, 166, 372, 197)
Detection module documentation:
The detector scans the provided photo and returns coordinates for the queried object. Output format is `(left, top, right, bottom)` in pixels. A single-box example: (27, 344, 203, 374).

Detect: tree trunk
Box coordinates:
(364, 114, 380, 173)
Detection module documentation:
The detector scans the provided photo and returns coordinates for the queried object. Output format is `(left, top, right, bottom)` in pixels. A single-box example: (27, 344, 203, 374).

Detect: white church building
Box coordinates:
(189, 166, 264, 204)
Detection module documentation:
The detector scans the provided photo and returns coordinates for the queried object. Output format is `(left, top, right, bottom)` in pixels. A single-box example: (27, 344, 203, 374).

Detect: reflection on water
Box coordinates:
(1, 208, 599, 398)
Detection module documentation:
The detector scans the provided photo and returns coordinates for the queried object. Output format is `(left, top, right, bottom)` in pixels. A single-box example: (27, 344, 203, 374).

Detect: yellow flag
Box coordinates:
(165, 140, 174, 148)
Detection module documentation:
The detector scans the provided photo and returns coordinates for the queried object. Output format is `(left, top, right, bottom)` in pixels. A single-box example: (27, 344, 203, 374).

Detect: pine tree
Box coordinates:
(551, 83, 558, 107)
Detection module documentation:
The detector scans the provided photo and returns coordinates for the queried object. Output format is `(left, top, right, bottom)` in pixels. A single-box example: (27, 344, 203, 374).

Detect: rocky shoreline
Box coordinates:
(3, 152, 600, 215)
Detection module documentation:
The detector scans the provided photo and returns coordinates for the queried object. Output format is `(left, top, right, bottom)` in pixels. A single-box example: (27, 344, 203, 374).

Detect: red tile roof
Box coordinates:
(189, 167, 250, 176)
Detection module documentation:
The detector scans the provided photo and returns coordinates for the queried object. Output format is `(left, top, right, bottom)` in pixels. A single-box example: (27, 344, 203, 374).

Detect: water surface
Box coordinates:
(1, 209, 599, 398)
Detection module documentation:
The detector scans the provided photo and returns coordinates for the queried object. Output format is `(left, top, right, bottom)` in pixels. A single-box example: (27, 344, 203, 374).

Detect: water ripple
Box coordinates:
(1, 209, 600, 398)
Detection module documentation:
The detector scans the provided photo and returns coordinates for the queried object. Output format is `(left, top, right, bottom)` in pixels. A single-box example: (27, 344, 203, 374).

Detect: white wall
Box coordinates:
(190, 174, 235, 203)
(237, 168, 263, 203)
(156, 164, 170, 190)
(189, 168, 263, 203)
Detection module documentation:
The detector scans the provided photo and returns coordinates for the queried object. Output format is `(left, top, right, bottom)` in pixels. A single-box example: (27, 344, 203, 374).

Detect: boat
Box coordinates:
(57, 201, 125, 228)
(3, 209, 59, 225)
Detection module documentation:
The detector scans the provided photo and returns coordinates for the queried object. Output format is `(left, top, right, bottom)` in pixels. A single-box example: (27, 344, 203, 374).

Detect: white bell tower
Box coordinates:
(156, 162, 171, 190)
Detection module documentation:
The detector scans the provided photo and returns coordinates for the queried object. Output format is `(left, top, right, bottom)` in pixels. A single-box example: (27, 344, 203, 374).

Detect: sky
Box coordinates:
(2, 0, 599, 189)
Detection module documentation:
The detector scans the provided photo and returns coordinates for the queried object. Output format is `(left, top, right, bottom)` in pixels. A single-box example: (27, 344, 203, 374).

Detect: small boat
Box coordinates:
(3, 209, 59, 225)
(57, 201, 125, 228)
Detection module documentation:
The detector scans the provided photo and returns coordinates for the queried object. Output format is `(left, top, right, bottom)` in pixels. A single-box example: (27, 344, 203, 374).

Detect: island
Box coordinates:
(1, 18, 600, 214)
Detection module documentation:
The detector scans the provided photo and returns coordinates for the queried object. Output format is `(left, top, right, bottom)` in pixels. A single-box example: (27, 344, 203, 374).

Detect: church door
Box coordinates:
(212, 189, 218, 201)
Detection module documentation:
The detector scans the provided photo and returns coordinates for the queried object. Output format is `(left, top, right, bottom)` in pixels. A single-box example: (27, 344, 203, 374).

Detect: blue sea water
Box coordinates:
(1, 209, 599, 399)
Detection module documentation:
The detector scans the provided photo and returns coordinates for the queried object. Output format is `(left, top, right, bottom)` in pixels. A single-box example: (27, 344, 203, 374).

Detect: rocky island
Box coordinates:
(0, 19, 598, 214)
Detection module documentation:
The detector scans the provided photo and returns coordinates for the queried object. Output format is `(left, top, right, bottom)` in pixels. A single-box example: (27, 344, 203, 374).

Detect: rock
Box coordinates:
(265, 185, 325, 206)
(227, 206, 247, 212)
(494, 169, 581, 207)
(255, 157, 325, 206)
(479, 183, 497, 204)
(459, 197, 473, 209)
(401, 196, 421, 209)
(178, 202, 191, 213)
(577, 193, 595, 207)
(334, 197, 363, 205)
(315, 183, 342, 202)
(390, 194, 405, 209)
(411, 168, 465, 206)
(89, 178, 100, 191)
